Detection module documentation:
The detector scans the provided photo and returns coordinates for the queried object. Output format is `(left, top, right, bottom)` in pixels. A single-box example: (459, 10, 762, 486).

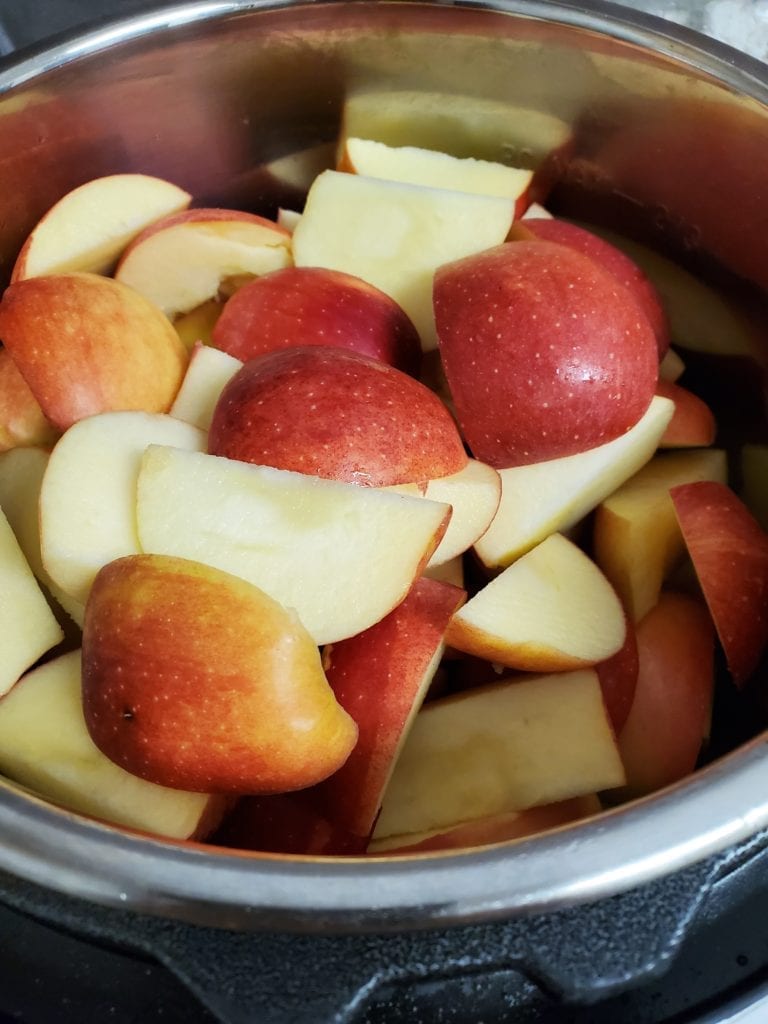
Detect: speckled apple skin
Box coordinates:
(434, 240, 659, 468)
(208, 345, 467, 486)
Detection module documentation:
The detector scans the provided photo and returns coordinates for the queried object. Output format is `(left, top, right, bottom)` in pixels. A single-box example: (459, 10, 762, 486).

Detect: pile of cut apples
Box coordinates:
(0, 122, 766, 859)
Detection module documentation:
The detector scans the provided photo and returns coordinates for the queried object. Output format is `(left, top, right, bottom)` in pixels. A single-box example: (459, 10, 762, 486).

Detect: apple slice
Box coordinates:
(594, 448, 727, 623)
(672, 480, 768, 685)
(211, 266, 422, 376)
(521, 202, 554, 220)
(0, 650, 223, 839)
(11, 173, 191, 281)
(277, 208, 302, 232)
(0, 446, 85, 627)
(659, 347, 685, 383)
(208, 346, 467, 487)
(0, 505, 64, 696)
(656, 380, 716, 448)
(435, 239, 659, 467)
(595, 615, 639, 735)
(373, 670, 625, 839)
(446, 534, 625, 672)
(114, 208, 292, 320)
(474, 395, 674, 569)
(339, 137, 532, 209)
(83, 555, 358, 793)
(369, 795, 601, 854)
(40, 411, 206, 605)
(173, 299, 222, 350)
(317, 577, 465, 837)
(0, 349, 57, 452)
(169, 343, 243, 432)
(0, 273, 188, 432)
(137, 445, 450, 645)
(292, 170, 515, 350)
(387, 459, 501, 566)
(617, 593, 714, 797)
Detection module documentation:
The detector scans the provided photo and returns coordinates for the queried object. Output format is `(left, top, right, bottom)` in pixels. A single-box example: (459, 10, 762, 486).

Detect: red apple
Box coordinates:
(208, 346, 468, 486)
(656, 379, 716, 448)
(317, 577, 466, 837)
(211, 266, 422, 376)
(434, 240, 659, 468)
(0, 348, 57, 451)
(595, 613, 639, 735)
(508, 218, 670, 357)
(671, 480, 768, 686)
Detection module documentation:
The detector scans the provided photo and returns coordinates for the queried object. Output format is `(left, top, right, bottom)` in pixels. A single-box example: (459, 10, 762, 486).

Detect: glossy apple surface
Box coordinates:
(0, 348, 57, 452)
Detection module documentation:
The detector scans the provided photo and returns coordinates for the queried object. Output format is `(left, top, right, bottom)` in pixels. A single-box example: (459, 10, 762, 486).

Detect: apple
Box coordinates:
(137, 445, 451, 645)
(521, 203, 553, 220)
(169, 343, 243, 432)
(423, 556, 464, 588)
(0, 348, 57, 452)
(317, 577, 465, 837)
(40, 411, 206, 605)
(372, 669, 625, 839)
(386, 459, 501, 566)
(595, 614, 639, 735)
(672, 480, 768, 685)
(656, 380, 716, 448)
(0, 505, 64, 697)
(277, 208, 302, 232)
(593, 448, 727, 623)
(0, 273, 189, 432)
(434, 240, 659, 467)
(446, 533, 626, 672)
(82, 554, 358, 793)
(368, 795, 601, 855)
(659, 347, 685, 383)
(508, 218, 670, 357)
(0, 650, 225, 839)
(207, 346, 467, 487)
(211, 266, 422, 376)
(617, 593, 714, 797)
(474, 395, 674, 568)
(11, 173, 191, 281)
(291, 170, 516, 350)
(339, 137, 533, 212)
(172, 298, 222, 350)
(740, 444, 768, 531)
(114, 208, 292, 320)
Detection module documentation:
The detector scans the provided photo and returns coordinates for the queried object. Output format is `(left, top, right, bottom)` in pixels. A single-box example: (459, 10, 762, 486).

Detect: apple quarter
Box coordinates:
(170, 343, 243, 431)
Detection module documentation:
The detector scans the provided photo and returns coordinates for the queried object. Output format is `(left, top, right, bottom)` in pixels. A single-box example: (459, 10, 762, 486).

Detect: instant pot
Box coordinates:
(2, 0, 768, 1020)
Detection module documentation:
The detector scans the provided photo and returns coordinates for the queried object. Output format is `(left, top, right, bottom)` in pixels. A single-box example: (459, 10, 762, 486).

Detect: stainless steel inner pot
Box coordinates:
(0, 0, 767, 933)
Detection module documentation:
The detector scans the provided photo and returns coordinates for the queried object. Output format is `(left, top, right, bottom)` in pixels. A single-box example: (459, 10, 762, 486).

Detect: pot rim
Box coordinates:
(1, 0, 767, 931)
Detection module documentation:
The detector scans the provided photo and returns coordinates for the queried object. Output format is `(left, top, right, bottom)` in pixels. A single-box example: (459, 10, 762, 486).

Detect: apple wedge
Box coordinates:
(173, 298, 222, 350)
(0, 273, 189, 431)
(339, 137, 532, 209)
(40, 411, 206, 605)
(659, 347, 685, 383)
(446, 533, 625, 672)
(617, 593, 714, 797)
(423, 556, 464, 588)
(656, 380, 716, 448)
(474, 395, 674, 569)
(0, 349, 57, 452)
(386, 459, 501, 565)
(595, 615, 639, 735)
(372, 670, 625, 839)
(170, 343, 243, 432)
(0, 650, 223, 839)
(137, 445, 451, 644)
(0, 505, 64, 697)
(594, 448, 727, 623)
(83, 555, 358, 793)
(317, 577, 465, 837)
(672, 480, 768, 685)
(291, 170, 515, 350)
(11, 173, 191, 281)
(115, 208, 292, 320)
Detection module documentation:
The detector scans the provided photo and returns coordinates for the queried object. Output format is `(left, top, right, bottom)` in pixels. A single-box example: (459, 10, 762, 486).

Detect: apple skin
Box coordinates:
(671, 480, 768, 686)
(82, 554, 358, 793)
(0, 348, 57, 451)
(617, 592, 714, 797)
(212, 266, 422, 377)
(317, 577, 466, 837)
(508, 218, 670, 358)
(208, 346, 468, 486)
(0, 273, 188, 432)
(595, 612, 639, 735)
(434, 240, 659, 468)
(655, 379, 716, 448)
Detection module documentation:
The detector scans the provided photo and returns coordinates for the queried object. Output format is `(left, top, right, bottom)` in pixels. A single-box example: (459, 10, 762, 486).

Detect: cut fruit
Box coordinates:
(292, 170, 515, 350)
(173, 299, 222, 350)
(659, 347, 685, 383)
(373, 670, 625, 839)
(656, 380, 716, 448)
(0, 650, 222, 839)
(169, 343, 243, 432)
(0, 349, 57, 452)
(40, 411, 205, 605)
(137, 445, 451, 645)
(594, 448, 727, 623)
(446, 533, 625, 672)
(474, 395, 674, 568)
